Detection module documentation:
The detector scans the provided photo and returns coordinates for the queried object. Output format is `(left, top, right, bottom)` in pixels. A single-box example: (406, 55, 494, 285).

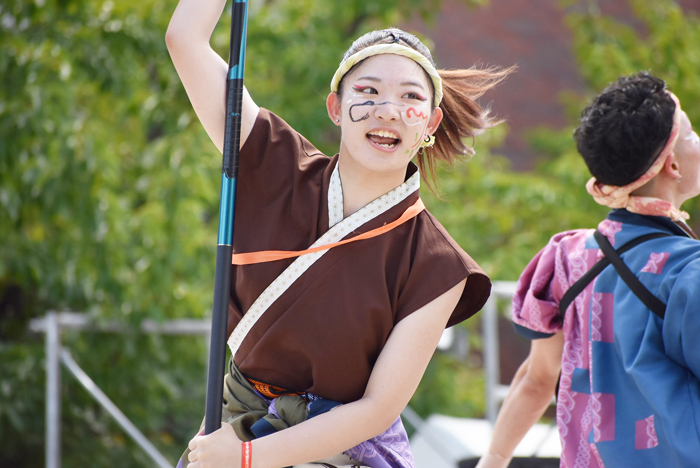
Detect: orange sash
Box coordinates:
(231, 198, 425, 265)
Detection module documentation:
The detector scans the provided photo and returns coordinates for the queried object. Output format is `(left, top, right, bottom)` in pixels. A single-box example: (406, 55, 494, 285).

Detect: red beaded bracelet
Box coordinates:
(241, 441, 252, 468)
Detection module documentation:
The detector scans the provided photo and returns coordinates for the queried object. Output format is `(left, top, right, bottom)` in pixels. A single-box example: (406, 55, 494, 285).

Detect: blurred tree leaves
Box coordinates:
(1, 1, 216, 463)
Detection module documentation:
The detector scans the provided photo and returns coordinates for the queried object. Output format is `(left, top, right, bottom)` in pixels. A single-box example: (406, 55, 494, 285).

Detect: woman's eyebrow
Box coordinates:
(401, 79, 426, 89)
(356, 76, 426, 89)
(356, 76, 381, 82)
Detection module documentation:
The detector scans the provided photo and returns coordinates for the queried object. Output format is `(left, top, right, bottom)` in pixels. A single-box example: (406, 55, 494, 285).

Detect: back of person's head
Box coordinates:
(574, 72, 676, 186)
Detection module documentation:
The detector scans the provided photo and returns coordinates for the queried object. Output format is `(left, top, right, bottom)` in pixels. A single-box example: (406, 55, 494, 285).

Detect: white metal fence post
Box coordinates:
(482, 295, 499, 425)
(46, 311, 61, 468)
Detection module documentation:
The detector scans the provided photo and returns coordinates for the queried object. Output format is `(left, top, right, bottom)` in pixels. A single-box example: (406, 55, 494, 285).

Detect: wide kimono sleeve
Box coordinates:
(663, 257, 700, 380)
(511, 229, 591, 339)
(394, 211, 491, 329)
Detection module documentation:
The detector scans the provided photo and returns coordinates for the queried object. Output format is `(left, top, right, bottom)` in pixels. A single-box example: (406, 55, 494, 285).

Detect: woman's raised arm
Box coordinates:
(165, 0, 259, 153)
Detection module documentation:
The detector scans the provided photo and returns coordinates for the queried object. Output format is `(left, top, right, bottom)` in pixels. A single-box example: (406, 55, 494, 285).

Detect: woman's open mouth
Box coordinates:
(367, 130, 401, 149)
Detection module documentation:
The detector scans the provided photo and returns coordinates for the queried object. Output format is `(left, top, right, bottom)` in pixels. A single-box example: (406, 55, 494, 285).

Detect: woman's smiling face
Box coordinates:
(327, 53, 442, 179)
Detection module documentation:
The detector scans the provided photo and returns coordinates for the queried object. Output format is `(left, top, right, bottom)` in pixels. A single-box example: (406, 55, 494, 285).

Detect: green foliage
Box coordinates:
(568, 0, 700, 122)
(0, 1, 215, 463)
(410, 352, 485, 419)
(564, 0, 700, 222)
(0, 0, 486, 465)
(423, 127, 607, 282)
(0, 0, 217, 324)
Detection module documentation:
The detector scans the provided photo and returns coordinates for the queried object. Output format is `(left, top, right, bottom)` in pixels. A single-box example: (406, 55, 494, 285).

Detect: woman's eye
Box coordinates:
(353, 86, 376, 94)
(404, 92, 426, 101)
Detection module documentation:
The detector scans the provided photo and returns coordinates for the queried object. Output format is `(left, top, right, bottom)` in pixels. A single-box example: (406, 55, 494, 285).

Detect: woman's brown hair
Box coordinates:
(337, 28, 514, 190)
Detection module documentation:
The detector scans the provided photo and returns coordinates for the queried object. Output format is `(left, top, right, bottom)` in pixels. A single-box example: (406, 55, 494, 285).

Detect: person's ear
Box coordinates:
(664, 153, 682, 181)
(426, 106, 443, 136)
(326, 92, 342, 126)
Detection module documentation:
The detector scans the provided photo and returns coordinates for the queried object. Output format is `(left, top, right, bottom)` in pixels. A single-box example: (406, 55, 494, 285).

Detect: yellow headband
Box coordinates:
(330, 43, 443, 107)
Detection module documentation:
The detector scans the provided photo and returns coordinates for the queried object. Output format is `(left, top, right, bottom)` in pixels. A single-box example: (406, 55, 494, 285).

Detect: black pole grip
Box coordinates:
(222, 78, 244, 179)
(204, 244, 233, 434)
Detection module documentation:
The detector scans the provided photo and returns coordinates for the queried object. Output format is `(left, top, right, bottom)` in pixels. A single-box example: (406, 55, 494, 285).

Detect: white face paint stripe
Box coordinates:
(683, 132, 700, 145)
(400, 110, 426, 127)
(347, 91, 362, 104)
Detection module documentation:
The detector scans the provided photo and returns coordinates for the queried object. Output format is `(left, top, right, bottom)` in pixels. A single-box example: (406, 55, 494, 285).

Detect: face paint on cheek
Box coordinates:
(348, 100, 404, 123)
(401, 107, 430, 148)
(684, 132, 700, 146)
(347, 91, 363, 105)
(402, 107, 429, 126)
(345, 89, 372, 118)
(349, 101, 374, 122)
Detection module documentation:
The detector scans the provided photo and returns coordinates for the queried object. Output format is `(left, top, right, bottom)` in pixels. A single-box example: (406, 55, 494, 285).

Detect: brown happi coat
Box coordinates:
(228, 109, 490, 403)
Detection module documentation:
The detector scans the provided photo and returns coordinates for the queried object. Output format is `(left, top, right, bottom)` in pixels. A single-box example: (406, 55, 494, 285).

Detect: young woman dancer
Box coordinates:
(166, 2, 510, 466)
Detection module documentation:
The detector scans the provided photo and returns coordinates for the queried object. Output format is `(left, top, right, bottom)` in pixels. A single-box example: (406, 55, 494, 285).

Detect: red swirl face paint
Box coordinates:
(402, 107, 429, 151)
(405, 107, 427, 120)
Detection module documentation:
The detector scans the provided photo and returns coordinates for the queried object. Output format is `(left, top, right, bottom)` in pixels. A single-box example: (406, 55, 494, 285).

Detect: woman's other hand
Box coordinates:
(187, 423, 242, 468)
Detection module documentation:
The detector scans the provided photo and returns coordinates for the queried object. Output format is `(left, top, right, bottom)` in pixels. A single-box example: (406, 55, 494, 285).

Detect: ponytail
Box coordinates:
(418, 66, 515, 191)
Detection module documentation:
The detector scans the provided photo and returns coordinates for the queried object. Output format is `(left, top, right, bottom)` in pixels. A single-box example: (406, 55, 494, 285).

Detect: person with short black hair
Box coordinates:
(575, 73, 677, 187)
(477, 72, 700, 468)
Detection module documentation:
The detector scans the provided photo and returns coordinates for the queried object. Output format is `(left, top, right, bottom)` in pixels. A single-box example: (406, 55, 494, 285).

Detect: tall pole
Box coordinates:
(204, 0, 249, 435)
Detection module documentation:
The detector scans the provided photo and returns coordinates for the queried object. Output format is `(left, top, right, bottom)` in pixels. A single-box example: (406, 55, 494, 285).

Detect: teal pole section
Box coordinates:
(217, 175, 237, 245)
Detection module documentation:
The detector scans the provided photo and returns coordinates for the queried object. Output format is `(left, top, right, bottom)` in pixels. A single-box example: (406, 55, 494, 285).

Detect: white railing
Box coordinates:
(30, 312, 211, 468)
(481, 281, 518, 424)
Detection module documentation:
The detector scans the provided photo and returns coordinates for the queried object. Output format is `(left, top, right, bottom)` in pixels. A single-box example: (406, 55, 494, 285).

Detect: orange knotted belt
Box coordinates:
(231, 198, 425, 265)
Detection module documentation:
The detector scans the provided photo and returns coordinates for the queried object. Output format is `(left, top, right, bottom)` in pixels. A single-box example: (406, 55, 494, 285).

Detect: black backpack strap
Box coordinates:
(554, 229, 670, 400)
(593, 231, 667, 319)
(558, 231, 671, 317)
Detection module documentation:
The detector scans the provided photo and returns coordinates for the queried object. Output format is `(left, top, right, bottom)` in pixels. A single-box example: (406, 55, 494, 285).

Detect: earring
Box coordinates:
(336, 119, 339, 123)
(420, 134, 435, 148)
(677, 176, 682, 184)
